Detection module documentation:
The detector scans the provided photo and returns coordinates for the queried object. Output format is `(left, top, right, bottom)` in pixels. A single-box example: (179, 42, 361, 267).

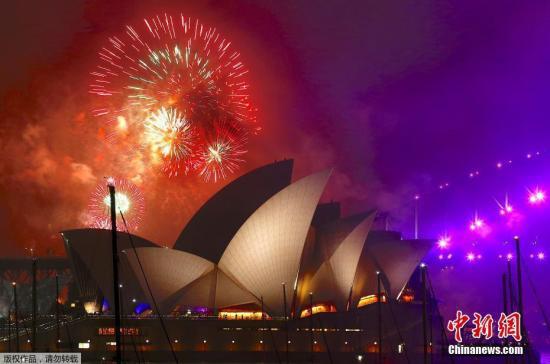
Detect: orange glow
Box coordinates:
(218, 303, 267, 320)
(357, 293, 387, 308)
(83, 301, 100, 314)
(367, 343, 379, 353)
(300, 302, 337, 318)
(218, 311, 265, 320)
(400, 289, 414, 303)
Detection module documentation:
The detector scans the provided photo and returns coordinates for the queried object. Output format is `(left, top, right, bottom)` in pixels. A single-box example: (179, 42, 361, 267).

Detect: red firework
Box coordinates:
(90, 13, 258, 180)
(143, 107, 199, 177)
(88, 177, 145, 232)
(197, 127, 247, 182)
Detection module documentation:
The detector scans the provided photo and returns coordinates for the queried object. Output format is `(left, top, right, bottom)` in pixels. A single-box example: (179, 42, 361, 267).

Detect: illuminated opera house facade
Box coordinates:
(57, 160, 435, 362)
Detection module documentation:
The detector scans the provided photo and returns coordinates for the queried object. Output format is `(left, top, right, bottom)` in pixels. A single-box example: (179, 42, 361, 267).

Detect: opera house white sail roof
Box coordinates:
(62, 160, 433, 317)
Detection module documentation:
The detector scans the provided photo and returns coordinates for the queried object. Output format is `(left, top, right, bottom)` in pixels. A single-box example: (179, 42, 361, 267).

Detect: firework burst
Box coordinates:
(144, 107, 197, 176)
(198, 131, 246, 182)
(90, 13, 258, 181)
(88, 177, 145, 232)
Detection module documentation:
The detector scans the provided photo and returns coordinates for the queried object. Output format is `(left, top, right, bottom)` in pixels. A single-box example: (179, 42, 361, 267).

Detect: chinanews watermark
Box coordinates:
(446, 310, 524, 356)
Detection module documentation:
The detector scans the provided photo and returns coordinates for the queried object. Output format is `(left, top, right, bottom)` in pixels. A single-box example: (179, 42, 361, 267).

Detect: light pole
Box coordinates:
(12, 282, 19, 352)
(421, 264, 428, 364)
(32, 258, 37, 352)
(55, 274, 60, 351)
(309, 292, 314, 364)
(414, 195, 420, 239)
(377, 271, 382, 364)
(108, 181, 122, 364)
(282, 282, 289, 364)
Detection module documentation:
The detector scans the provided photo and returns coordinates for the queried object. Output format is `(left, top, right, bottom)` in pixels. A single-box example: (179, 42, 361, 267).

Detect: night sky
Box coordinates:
(1, 0, 549, 351)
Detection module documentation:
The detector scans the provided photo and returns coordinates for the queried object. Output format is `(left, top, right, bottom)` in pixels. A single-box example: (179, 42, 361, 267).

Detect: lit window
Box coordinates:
(83, 301, 99, 314)
(78, 342, 90, 349)
(399, 288, 415, 303)
(357, 293, 387, 308)
(299, 302, 337, 318)
(218, 310, 265, 320)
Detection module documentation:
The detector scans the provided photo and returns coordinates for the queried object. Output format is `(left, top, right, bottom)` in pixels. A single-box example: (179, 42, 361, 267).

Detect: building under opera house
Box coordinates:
(1, 160, 441, 363)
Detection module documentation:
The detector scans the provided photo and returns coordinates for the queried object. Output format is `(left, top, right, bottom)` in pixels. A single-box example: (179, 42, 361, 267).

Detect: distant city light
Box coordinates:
(469, 217, 484, 231)
(467, 253, 475, 262)
(496, 162, 503, 168)
(528, 188, 546, 204)
(496, 194, 514, 216)
(499, 204, 513, 216)
(437, 235, 450, 249)
(537, 252, 545, 260)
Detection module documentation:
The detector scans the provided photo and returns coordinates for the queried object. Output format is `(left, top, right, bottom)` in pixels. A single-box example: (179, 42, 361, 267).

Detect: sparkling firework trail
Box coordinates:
(198, 131, 246, 182)
(88, 177, 145, 231)
(90, 13, 258, 181)
(144, 107, 197, 176)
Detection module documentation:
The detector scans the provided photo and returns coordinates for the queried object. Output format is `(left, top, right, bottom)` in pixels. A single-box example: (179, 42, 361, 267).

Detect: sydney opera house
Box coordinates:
(1, 160, 438, 362)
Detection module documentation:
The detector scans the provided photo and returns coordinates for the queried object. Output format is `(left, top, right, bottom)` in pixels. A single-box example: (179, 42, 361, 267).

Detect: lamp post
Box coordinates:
(282, 282, 289, 364)
(32, 258, 37, 352)
(514, 236, 528, 363)
(502, 273, 509, 364)
(414, 195, 420, 239)
(7, 308, 11, 352)
(507, 259, 515, 312)
(377, 271, 382, 364)
(12, 282, 19, 352)
(421, 264, 428, 364)
(55, 274, 60, 351)
(309, 292, 314, 364)
(108, 182, 122, 364)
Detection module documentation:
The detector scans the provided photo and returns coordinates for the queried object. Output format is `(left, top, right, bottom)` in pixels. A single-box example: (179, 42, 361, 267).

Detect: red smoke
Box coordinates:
(0, 1, 385, 256)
